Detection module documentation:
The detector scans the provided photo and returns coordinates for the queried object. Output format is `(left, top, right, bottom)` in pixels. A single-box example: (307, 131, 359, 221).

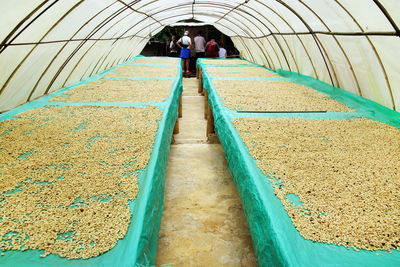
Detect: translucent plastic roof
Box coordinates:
(1, 0, 399, 111)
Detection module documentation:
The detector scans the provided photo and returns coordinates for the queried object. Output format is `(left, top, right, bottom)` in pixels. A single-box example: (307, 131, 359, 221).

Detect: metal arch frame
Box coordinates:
(80, 15, 245, 80)
(168, 7, 276, 68)
(1, 0, 400, 111)
(139, 0, 398, 107)
(215, 3, 291, 70)
(239, 4, 300, 72)
(213, 0, 297, 71)
(135, 12, 257, 63)
(118, 3, 249, 43)
(0, 0, 85, 97)
(87, 32, 145, 78)
(65, 15, 188, 87)
(98, 0, 399, 104)
(69, 0, 300, 87)
(68, 15, 145, 84)
(373, 0, 400, 37)
(337, 0, 396, 109)
(213, 24, 262, 64)
(45, 0, 155, 93)
(115, 2, 282, 66)
(26, 1, 120, 101)
(228, 31, 398, 38)
(0, 0, 55, 54)
(202, 5, 283, 69)
(120, 4, 260, 62)
(58, 2, 154, 89)
(253, 0, 319, 79)
(191, 0, 196, 20)
(157, 2, 290, 69)
(116, 0, 162, 26)
(236, 3, 300, 71)
(133, 2, 282, 68)
(214, 0, 248, 24)
(239, 1, 327, 82)
(0, 0, 145, 99)
(0, 36, 148, 46)
(62, 10, 257, 88)
(297, 0, 357, 94)
(96, 37, 148, 76)
(252, 0, 396, 104)
(273, 0, 336, 86)
(122, 9, 260, 64)
(68, 5, 285, 85)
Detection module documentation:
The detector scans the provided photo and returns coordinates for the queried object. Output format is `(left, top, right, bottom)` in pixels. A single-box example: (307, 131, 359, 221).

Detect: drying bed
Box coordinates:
(233, 117, 400, 252)
(132, 57, 179, 65)
(206, 66, 281, 78)
(105, 65, 178, 78)
(198, 58, 400, 266)
(206, 66, 277, 74)
(201, 59, 252, 65)
(0, 105, 161, 259)
(50, 79, 173, 103)
(211, 80, 354, 112)
(0, 56, 183, 266)
(209, 72, 281, 78)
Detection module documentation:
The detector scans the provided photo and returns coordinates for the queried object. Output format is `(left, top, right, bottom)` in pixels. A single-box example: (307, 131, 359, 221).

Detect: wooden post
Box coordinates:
(178, 94, 182, 118)
(204, 89, 208, 120)
(198, 69, 203, 94)
(173, 119, 179, 134)
(206, 104, 214, 137)
(196, 65, 200, 79)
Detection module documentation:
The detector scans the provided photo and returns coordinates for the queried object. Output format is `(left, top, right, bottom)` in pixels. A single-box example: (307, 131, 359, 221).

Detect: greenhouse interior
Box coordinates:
(1, 1, 400, 266)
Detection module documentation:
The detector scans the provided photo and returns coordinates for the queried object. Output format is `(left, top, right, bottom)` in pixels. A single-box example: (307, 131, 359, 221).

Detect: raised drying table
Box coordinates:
(197, 58, 400, 266)
(0, 56, 182, 266)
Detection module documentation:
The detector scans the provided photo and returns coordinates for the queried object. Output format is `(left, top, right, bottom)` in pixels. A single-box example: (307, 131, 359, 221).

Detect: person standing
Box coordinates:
(194, 31, 206, 58)
(218, 45, 227, 58)
(177, 30, 192, 74)
(205, 38, 219, 58)
(168, 35, 178, 57)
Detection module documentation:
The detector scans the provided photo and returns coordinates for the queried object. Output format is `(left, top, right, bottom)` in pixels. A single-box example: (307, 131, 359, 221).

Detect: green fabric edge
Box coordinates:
(276, 69, 400, 128)
(197, 58, 400, 266)
(0, 56, 183, 266)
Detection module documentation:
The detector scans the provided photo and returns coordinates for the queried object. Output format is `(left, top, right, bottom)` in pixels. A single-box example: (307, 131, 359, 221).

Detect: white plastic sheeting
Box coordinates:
(0, 0, 399, 111)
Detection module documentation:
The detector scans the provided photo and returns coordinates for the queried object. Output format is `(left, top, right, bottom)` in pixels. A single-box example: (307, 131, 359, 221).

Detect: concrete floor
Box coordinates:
(156, 78, 257, 266)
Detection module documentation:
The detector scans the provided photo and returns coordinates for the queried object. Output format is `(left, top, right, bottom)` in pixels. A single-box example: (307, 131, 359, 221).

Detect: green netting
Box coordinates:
(0, 56, 183, 266)
(197, 58, 400, 266)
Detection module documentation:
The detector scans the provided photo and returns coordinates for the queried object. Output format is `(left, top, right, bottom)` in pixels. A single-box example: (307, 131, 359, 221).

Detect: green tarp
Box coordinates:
(0, 56, 182, 266)
(198, 58, 400, 266)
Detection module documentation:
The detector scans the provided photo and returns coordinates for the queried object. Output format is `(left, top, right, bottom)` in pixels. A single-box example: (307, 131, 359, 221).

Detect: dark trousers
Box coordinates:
(196, 52, 205, 58)
(195, 52, 205, 72)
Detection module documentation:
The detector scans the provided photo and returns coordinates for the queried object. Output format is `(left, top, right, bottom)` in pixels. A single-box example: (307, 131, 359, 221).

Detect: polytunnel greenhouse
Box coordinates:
(1, 0, 400, 266)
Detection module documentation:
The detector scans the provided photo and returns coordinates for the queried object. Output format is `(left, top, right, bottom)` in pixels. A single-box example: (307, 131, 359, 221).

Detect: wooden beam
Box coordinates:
(178, 94, 183, 118)
(204, 89, 208, 120)
(206, 104, 214, 137)
(173, 119, 179, 134)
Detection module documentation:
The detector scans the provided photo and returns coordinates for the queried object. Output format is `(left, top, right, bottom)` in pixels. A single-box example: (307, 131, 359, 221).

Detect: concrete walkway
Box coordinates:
(156, 78, 257, 266)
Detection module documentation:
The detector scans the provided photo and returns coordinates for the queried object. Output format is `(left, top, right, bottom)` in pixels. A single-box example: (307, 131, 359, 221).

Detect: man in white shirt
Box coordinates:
(194, 31, 206, 58)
